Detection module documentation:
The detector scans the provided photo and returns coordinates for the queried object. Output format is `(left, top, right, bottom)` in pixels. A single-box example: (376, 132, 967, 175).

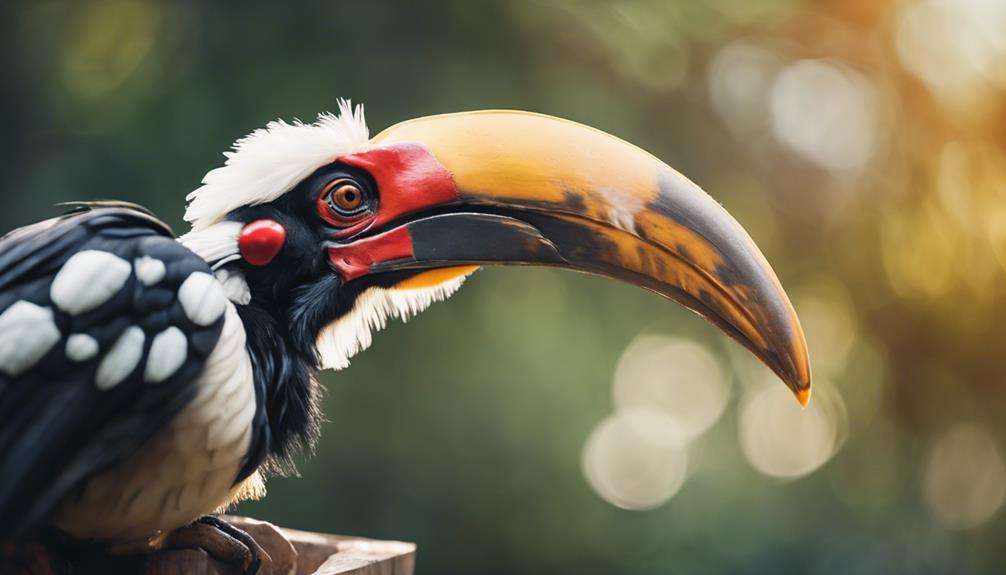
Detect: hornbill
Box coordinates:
(0, 101, 810, 570)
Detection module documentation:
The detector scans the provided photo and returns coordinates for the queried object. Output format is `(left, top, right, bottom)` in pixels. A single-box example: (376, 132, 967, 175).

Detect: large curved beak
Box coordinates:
(360, 111, 811, 404)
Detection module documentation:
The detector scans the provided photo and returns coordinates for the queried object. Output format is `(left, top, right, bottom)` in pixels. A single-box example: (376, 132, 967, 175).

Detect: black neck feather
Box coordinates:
(235, 299, 323, 478)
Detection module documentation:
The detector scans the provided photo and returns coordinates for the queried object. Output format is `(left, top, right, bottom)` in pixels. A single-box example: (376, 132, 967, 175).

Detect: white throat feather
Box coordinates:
(316, 272, 473, 370)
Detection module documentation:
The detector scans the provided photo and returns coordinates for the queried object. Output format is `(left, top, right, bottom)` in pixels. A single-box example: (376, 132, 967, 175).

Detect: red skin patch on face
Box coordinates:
(328, 226, 414, 282)
(326, 143, 459, 239)
(326, 142, 458, 281)
(239, 219, 287, 266)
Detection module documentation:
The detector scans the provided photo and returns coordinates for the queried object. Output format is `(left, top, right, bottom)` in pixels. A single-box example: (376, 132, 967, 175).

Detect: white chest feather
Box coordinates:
(53, 303, 259, 542)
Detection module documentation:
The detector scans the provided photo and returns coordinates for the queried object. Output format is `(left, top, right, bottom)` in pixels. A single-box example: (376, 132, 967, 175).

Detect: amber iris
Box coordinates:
(326, 181, 364, 214)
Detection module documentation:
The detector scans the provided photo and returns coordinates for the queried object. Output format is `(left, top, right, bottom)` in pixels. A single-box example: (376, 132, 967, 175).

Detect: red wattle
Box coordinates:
(239, 219, 287, 266)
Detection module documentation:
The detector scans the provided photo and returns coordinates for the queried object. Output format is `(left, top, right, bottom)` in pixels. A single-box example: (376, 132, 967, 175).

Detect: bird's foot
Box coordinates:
(158, 515, 272, 575)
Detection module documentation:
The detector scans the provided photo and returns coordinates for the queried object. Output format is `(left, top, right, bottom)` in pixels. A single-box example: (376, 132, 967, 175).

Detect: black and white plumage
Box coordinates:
(0, 102, 812, 556)
(0, 204, 252, 537)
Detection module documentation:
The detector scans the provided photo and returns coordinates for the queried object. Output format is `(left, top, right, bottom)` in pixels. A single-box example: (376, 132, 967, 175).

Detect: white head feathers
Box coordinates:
(184, 99, 370, 232)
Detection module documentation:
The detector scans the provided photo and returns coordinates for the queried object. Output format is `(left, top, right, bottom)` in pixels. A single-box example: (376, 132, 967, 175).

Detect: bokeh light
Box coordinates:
(739, 380, 848, 480)
(770, 59, 877, 175)
(923, 424, 1006, 530)
(60, 0, 160, 101)
(708, 40, 782, 136)
(613, 335, 730, 446)
(896, 0, 1006, 115)
(581, 410, 689, 510)
(881, 201, 960, 300)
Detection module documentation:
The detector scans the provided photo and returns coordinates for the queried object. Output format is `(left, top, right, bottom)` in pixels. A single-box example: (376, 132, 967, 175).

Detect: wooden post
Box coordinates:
(2, 516, 416, 575)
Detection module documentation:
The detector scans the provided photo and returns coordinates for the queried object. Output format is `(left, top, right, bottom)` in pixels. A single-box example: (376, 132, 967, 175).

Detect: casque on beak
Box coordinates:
(328, 111, 812, 404)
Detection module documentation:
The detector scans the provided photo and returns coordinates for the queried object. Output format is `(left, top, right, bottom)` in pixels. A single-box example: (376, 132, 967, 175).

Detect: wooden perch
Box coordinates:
(1, 516, 415, 575)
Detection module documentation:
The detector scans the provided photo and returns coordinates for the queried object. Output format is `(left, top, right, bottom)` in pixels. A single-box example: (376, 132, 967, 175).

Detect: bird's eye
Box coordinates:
(318, 177, 372, 224)
(329, 183, 363, 213)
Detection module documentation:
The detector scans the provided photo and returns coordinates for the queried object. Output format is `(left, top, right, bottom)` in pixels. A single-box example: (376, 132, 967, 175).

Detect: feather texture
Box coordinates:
(184, 100, 370, 231)
(316, 272, 473, 370)
(178, 221, 243, 266)
(0, 205, 226, 536)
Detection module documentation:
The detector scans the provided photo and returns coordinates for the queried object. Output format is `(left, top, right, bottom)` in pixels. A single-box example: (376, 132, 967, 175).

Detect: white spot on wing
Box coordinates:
(145, 327, 188, 383)
(178, 272, 227, 326)
(51, 250, 132, 315)
(0, 301, 60, 376)
(134, 256, 166, 286)
(66, 334, 99, 362)
(96, 326, 145, 390)
(214, 268, 251, 305)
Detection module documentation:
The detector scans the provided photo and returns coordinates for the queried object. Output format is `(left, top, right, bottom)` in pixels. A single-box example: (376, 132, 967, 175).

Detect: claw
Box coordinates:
(160, 515, 271, 575)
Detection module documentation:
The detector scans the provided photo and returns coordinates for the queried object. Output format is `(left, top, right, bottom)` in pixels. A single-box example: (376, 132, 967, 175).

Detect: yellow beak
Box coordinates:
(371, 111, 811, 404)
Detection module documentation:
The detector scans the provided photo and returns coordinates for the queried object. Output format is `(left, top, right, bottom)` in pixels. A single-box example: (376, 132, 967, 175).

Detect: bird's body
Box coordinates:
(0, 102, 812, 566)
(0, 206, 268, 544)
(53, 301, 257, 542)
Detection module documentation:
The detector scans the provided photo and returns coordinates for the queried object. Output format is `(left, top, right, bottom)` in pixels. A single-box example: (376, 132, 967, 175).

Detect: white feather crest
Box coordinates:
(316, 272, 474, 370)
(184, 99, 370, 231)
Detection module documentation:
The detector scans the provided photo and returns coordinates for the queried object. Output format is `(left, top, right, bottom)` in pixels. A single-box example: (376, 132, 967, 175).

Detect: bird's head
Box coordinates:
(181, 101, 811, 403)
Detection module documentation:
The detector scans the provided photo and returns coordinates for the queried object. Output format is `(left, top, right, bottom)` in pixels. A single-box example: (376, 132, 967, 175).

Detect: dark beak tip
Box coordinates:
(754, 325, 811, 407)
(779, 347, 812, 407)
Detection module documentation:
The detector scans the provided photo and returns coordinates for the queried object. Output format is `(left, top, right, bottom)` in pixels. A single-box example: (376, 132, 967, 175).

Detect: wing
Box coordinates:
(0, 204, 227, 535)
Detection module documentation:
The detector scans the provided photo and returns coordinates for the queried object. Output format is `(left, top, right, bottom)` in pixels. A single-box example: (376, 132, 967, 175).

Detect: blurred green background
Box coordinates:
(5, 1, 1006, 573)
